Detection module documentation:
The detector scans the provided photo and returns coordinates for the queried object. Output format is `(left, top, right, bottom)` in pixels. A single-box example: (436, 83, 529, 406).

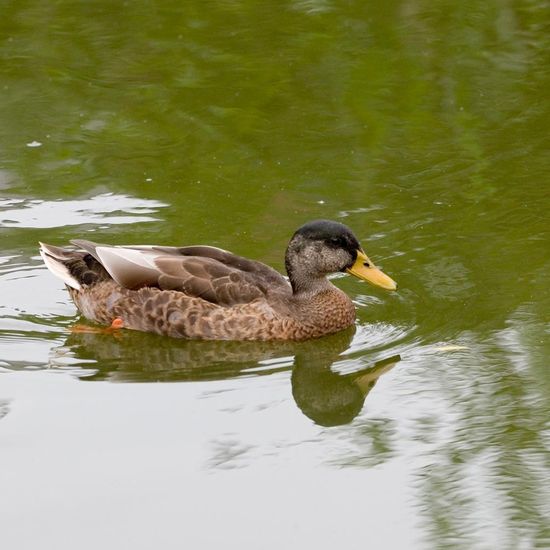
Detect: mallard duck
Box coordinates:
(39, 219, 397, 341)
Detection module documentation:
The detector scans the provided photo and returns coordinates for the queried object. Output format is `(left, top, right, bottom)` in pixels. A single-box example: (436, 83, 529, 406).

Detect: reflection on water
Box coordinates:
(292, 353, 399, 427)
(0, 193, 167, 228)
(50, 326, 399, 426)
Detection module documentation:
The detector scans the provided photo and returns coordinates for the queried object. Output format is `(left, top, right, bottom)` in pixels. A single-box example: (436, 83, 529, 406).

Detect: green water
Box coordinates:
(1, 1, 549, 548)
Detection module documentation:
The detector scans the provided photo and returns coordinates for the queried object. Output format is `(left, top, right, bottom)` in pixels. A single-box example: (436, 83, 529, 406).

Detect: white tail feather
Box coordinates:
(39, 248, 81, 290)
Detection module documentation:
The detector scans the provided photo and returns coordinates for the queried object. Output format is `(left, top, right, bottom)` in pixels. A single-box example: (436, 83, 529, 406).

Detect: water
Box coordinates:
(1, 2, 549, 548)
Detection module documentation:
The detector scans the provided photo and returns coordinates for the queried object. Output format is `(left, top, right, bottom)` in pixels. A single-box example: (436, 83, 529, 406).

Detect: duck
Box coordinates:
(39, 219, 397, 341)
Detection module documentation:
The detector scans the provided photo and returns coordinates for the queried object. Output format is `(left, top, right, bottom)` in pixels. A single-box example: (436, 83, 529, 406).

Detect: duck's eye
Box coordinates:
(329, 237, 342, 247)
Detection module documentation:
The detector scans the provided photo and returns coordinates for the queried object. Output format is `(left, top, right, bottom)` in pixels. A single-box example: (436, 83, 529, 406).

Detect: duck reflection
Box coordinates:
(55, 325, 399, 425)
(292, 353, 399, 427)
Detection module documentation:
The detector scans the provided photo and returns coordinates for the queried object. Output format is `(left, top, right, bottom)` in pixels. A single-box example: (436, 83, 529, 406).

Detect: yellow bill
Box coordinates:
(346, 250, 397, 291)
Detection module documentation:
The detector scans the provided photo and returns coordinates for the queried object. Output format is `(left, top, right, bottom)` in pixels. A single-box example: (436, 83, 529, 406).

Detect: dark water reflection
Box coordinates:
(292, 350, 399, 427)
(53, 326, 399, 427)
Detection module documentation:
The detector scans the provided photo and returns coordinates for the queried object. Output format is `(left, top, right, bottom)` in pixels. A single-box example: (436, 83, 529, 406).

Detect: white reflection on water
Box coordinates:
(0, 193, 167, 228)
(0, 263, 77, 366)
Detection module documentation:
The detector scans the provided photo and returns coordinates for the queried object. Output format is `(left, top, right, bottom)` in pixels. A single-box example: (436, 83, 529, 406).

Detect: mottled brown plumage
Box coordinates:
(39, 220, 397, 340)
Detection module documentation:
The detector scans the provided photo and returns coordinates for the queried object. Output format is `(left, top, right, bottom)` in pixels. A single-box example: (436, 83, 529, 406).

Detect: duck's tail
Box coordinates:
(39, 242, 110, 290)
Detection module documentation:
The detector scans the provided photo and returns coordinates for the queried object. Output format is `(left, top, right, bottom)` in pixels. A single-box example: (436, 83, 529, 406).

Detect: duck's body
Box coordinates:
(40, 220, 396, 341)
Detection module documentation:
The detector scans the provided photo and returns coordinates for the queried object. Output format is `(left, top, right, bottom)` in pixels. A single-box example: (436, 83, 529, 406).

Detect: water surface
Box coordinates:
(1, 2, 549, 549)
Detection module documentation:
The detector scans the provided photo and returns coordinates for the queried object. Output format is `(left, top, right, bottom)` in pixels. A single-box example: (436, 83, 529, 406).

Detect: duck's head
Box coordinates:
(285, 219, 397, 294)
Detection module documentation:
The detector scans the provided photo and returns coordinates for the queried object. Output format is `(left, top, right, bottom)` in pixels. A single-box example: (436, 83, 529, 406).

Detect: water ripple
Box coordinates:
(0, 193, 167, 228)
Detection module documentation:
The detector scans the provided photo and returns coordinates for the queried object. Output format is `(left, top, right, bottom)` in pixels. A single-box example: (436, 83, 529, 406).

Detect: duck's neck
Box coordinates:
(285, 237, 328, 295)
(289, 272, 335, 297)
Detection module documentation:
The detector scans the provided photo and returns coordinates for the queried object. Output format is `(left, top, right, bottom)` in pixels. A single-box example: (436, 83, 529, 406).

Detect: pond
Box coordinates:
(1, 1, 549, 548)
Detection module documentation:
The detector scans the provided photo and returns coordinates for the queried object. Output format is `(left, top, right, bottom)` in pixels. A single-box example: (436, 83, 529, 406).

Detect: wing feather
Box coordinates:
(71, 239, 291, 304)
(154, 257, 268, 305)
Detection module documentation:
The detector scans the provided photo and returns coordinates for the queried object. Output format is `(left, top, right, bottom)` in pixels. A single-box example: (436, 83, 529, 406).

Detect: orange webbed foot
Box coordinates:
(69, 318, 125, 335)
